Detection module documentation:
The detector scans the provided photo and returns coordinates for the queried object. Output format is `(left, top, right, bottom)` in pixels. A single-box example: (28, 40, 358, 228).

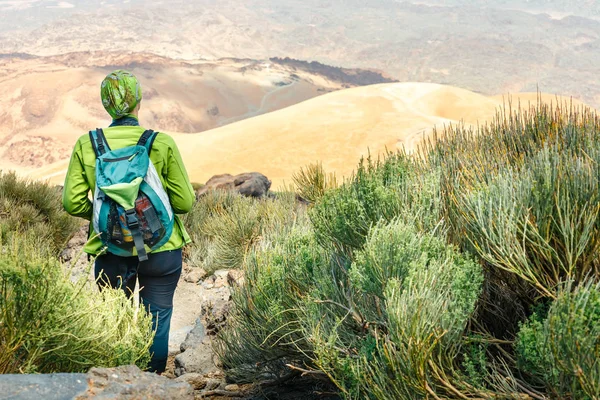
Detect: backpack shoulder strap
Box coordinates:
(136, 130, 159, 154)
(89, 128, 111, 157)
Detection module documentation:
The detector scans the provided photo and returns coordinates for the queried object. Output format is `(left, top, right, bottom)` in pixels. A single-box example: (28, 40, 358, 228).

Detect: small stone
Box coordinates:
(224, 384, 240, 391)
(174, 373, 207, 390)
(213, 269, 229, 279)
(213, 276, 227, 288)
(204, 378, 221, 391)
(227, 270, 244, 287)
(184, 268, 207, 284)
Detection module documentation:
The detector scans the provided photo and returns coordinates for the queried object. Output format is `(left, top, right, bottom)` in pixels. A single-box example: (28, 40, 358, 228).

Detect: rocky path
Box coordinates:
(57, 226, 340, 399)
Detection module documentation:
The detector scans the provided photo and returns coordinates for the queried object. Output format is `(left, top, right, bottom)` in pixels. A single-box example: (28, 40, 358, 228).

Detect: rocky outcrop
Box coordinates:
(180, 318, 206, 353)
(270, 57, 397, 86)
(174, 319, 218, 377)
(196, 173, 271, 198)
(174, 340, 218, 377)
(0, 366, 194, 400)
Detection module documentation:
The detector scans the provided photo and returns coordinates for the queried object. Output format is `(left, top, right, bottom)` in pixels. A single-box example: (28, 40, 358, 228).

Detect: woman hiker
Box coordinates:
(62, 70, 195, 373)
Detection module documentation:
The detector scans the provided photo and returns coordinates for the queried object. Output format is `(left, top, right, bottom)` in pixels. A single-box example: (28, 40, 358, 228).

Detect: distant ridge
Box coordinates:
(270, 57, 397, 86)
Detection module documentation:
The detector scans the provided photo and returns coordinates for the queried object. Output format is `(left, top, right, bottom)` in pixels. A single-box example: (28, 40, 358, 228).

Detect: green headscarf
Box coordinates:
(100, 70, 142, 120)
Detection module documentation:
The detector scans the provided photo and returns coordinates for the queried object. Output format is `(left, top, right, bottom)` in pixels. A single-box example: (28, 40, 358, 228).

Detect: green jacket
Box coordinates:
(62, 125, 195, 255)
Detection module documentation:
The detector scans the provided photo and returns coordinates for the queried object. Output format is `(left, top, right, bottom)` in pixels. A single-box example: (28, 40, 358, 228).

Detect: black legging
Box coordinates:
(95, 249, 182, 373)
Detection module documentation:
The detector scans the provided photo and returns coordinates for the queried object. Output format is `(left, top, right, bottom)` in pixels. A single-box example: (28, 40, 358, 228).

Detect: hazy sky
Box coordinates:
(0, 0, 598, 33)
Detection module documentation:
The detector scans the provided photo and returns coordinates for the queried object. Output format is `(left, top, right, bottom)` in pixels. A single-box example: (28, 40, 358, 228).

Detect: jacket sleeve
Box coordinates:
(62, 140, 93, 220)
(165, 138, 195, 214)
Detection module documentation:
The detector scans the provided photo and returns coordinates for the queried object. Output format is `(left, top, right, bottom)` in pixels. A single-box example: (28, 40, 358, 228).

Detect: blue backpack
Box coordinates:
(89, 128, 174, 261)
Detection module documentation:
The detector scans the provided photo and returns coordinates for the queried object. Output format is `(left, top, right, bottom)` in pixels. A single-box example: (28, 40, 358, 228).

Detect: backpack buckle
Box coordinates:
(125, 209, 139, 229)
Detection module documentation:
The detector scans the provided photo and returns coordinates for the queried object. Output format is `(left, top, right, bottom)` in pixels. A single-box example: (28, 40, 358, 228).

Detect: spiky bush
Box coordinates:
(516, 280, 600, 399)
(455, 147, 600, 298)
(0, 236, 153, 374)
(183, 190, 304, 273)
(0, 172, 79, 255)
(215, 101, 600, 399)
(292, 162, 338, 203)
(430, 104, 600, 297)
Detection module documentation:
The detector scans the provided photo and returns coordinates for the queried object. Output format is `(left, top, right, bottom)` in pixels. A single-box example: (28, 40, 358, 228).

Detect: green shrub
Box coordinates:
(0, 172, 79, 255)
(456, 146, 600, 298)
(0, 236, 153, 373)
(215, 222, 327, 382)
(216, 103, 600, 399)
(203, 197, 261, 271)
(429, 104, 600, 297)
(292, 162, 338, 203)
(308, 221, 483, 399)
(517, 280, 600, 399)
(310, 153, 441, 256)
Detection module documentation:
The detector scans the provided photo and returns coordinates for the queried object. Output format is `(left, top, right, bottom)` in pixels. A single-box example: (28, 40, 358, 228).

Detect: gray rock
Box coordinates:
(0, 366, 194, 400)
(213, 269, 229, 279)
(80, 365, 194, 399)
(180, 318, 205, 353)
(234, 172, 271, 198)
(0, 372, 88, 400)
(174, 341, 218, 377)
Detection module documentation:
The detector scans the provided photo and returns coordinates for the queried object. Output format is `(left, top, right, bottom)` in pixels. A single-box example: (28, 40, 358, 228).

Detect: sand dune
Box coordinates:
(22, 82, 588, 188)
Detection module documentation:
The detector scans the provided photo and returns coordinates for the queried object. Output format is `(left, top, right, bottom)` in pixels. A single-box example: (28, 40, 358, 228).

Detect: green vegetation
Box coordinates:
(182, 189, 305, 274)
(517, 280, 600, 399)
(2, 100, 599, 397)
(216, 102, 600, 399)
(0, 172, 79, 256)
(0, 173, 153, 374)
(292, 162, 338, 204)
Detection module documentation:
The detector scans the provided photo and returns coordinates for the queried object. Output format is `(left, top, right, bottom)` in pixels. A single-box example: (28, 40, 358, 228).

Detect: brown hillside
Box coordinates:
(0, 52, 392, 174)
